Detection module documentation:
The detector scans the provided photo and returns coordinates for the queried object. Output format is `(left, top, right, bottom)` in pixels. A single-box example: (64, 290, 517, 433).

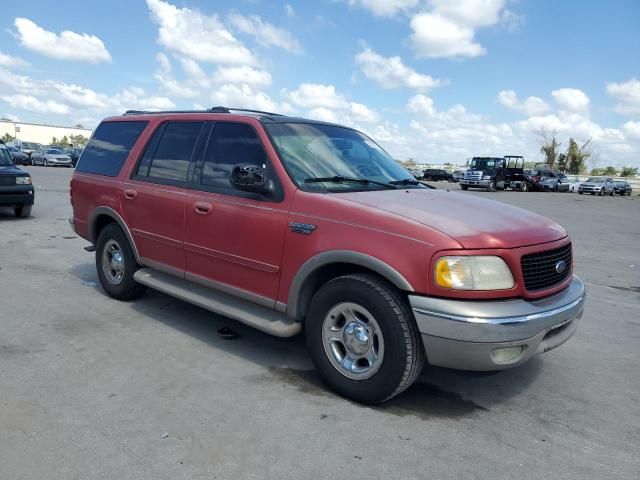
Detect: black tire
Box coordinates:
(461, 185, 468, 191)
(305, 274, 425, 404)
(521, 182, 528, 192)
(610, 189, 614, 196)
(14, 205, 31, 218)
(43, 158, 48, 167)
(486, 180, 495, 192)
(579, 191, 583, 195)
(95, 224, 146, 300)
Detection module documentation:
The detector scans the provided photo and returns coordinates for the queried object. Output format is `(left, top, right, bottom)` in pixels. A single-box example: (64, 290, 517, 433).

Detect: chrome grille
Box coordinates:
(464, 171, 482, 180)
(521, 243, 572, 291)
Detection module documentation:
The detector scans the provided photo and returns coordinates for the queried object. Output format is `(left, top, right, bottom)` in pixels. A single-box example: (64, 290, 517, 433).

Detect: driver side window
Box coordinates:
(201, 122, 268, 190)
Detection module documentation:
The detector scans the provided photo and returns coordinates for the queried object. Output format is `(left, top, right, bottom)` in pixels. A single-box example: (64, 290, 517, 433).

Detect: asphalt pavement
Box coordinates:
(1, 167, 639, 480)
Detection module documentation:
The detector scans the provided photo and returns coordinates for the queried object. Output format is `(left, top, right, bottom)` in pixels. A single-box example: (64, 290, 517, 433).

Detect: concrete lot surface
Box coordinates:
(1, 168, 639, 480)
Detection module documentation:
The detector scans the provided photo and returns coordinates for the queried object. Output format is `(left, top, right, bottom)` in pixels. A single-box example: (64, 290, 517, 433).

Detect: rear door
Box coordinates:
(184, 121, 289, 304)
(121, 120, 207, 273)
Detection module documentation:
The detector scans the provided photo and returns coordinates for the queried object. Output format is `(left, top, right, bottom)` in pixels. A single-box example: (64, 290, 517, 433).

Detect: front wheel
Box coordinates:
(486, 180, 496, 192)
(461, 185, 468, 191)
(610, 189, 614, 196)
(43, 158, 48, 167)
(305, 274, 425, 404)
(96, 224, 147, 300)
(14, 205, 31, 218)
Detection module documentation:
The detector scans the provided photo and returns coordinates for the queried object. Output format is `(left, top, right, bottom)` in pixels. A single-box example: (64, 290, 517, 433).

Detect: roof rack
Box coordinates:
(123, 106, 284, 117)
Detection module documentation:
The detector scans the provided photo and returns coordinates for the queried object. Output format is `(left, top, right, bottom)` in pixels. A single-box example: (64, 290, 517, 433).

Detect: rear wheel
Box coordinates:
(95, 224, 146, 300)
(521, 182, 529, 192)
(305, 274, 425, 404)
(14, 205, 31, 218)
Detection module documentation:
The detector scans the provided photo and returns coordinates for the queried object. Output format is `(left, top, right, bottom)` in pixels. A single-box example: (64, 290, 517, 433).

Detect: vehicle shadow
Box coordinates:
(69, 260, 543, 419)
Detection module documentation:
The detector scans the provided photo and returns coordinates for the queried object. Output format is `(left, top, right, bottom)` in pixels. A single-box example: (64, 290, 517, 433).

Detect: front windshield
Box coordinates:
(469, 158, 500, 170)
(47, 149, 63, 154)
(586, 177, 604, 183)
(265, 122, 420, 192)
(0, 146, 13, 166)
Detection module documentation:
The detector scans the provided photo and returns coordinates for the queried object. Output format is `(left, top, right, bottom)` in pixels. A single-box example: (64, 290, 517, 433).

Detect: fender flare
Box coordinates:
(286, 250, 414, 319)
(88, 207, 141, 264)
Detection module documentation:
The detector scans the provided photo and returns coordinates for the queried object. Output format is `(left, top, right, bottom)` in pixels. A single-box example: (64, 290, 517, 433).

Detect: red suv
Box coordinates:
(70, 107, 585, 404)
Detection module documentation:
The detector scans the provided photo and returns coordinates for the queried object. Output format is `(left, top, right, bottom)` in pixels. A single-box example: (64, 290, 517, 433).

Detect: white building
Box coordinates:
(0, 120, 93, 147)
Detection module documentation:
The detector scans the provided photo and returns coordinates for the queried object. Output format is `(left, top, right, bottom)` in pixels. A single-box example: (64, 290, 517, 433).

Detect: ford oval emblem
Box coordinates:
(555, 260, 567, 274)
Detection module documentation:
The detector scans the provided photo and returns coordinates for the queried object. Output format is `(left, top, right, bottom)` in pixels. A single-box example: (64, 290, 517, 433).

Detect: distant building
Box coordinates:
(0, 120, 93, 146)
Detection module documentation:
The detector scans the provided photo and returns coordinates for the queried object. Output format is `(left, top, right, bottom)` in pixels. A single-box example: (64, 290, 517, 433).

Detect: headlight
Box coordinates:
(16, 176, 32, 185)
(435, 256, 514, 290)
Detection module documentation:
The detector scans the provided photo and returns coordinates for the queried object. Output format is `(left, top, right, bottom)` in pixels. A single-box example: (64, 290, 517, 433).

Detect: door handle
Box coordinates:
(194, 201, 213, 215)
(123, 189, 138, 200)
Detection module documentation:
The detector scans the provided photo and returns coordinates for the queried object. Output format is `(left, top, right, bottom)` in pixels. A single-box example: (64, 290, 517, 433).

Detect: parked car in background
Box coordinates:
(525, 167, 553, 190)
(613, 180, 632, 196)
(19, 141, 42, 162)
(423, 168, 453, 182)
(538, 172, 570, 192)
(70, 107, 584, 404)
(452, 170, 464, 182)
(8, 146, 29, 165)
(0, 141, 34, 217)
(578, 177, 615, 196)
(31, 148, 74, 167)
(64, 147, 83, 167)
(567, 176, 582, 192)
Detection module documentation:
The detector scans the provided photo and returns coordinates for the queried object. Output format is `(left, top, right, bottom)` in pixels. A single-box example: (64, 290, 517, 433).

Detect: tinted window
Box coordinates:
(201, 122, 267, 190)
(137, 121, 204, 183)
(77, 121, 147, 177)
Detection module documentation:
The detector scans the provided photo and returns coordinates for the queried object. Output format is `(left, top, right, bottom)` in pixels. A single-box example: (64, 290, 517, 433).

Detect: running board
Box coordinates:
(133, 268, 301, 337)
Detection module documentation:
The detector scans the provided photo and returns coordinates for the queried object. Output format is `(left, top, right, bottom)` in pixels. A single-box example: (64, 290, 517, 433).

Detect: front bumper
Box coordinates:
(460, 179, 490, 187)
(47, 158, 73, 166)
(409, 275, 585, 370)
(0, 185, 35, 207)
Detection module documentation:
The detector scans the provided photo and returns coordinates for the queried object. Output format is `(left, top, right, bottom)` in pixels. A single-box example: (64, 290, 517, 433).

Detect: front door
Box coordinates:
(121, 120, 206, 273)
(184, 121, 289, 305)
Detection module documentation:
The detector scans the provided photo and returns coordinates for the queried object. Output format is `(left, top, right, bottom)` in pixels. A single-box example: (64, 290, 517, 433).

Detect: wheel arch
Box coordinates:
(286, 250, 414, 321)
(89, 207, 141, 264)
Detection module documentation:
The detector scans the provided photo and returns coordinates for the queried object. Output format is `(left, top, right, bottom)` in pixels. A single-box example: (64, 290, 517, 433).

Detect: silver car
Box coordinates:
(31, 148, 74, 167)
(578, 177, 615, 196)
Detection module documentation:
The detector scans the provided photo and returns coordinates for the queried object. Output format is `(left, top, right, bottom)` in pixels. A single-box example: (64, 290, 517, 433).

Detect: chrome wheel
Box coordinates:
(101, 239, 125, 285)
(322, 302, 385, 380)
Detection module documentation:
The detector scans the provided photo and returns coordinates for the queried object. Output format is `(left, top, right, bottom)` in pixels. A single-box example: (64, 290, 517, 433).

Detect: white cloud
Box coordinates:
(3, 113, 20, 122)
(0, 94, 69, 115)
(355, 48, 444, 91)
(622, 121, 640, 139)
(13, 18, 111, 63)
(345, 0, 419, 17)
(410, 0, 515, 59)
(146, 0, 256, 65)
(607, 78, 640, 116)
(349, 102, 380, 123)
(283, 83, 348, 109)
(228, 13, 303, 54)
(497, 90, 549, 116)
(551, 88, 590, 113)
(0, 50, 29, 68)
(154, 53, 199, 98)
(211, 84, 292, 114)
(213, 66, 272, 87)
(284, 4, 295, 17)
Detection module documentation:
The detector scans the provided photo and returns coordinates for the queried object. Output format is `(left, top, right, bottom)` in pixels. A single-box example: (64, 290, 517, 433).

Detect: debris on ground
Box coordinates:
(217, 326, 238, 340)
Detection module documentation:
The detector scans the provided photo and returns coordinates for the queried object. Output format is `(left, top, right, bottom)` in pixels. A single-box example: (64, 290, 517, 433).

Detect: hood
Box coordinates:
(0, 164, 27, 175)
(334, 189, 567, 249)
(581, 182, 601, 187)
(48, 154, 71, 159)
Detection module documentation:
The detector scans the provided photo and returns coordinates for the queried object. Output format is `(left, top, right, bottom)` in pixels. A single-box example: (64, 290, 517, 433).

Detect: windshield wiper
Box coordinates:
(304, 176, 397, 190)
(388, 179, 421, 186)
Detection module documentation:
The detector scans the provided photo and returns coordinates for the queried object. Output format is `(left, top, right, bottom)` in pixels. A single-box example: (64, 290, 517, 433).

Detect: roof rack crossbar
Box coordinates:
(123, 106, 284, 117)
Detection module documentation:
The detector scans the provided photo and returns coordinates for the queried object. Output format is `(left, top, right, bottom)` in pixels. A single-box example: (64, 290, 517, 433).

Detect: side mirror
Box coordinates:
(230, 164, 268, 193)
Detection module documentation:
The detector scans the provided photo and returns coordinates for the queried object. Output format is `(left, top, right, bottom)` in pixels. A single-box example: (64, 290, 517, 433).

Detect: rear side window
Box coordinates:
(135, 121, 204, 184)
(76, 121, 147, 177)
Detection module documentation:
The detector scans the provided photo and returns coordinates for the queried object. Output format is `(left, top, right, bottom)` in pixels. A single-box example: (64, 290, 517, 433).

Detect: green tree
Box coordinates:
(620, 166, 638, 177)
(1, 133, 15, 143)
(69, 134, 89, 146)
(602, 166, 618, 176)
(565, 138, 592, 174)
(537, 127, 561, 169)
(590, 168, 605, 176)
(51, 135, 70, 147)
(556, 153, 567, 171)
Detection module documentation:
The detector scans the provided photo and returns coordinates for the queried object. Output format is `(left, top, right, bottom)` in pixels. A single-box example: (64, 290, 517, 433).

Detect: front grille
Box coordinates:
(521, 243, 572, 291)
(464, 171, 482, 180)
(0, 176, 16, 186)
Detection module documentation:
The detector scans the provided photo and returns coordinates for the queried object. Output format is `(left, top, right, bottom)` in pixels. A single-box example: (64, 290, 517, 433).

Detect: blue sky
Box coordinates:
(1, 0, 639, 167)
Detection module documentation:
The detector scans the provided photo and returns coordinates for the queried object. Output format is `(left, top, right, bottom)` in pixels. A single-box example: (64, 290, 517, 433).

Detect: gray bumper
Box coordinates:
(460, 179, 490, 187)
(409, 275, 585, 370)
